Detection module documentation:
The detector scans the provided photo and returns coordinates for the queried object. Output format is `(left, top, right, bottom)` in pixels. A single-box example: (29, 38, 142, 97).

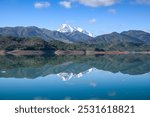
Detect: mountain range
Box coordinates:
(0, 24, 150, 52)
(0, 24, 94, 43)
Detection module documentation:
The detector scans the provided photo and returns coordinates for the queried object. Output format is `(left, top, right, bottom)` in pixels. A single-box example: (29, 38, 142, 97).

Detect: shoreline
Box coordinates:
(55, 50, 150, 55)
(0, 50, 46, 56)
(0, 50, 150, 56)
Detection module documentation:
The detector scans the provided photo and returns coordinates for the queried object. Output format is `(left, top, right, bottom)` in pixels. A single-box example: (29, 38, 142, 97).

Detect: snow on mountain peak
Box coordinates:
(57, 68, 97, 81)
(57, 24, 75, 33)
(57, 24, 93, 37)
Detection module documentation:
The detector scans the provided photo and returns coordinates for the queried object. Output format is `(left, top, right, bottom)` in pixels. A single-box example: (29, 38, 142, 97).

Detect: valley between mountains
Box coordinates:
(0, 24, 150, 55)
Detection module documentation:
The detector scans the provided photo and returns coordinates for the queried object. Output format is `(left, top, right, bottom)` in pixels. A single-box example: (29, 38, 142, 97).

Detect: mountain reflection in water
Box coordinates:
(0, 55, 150, 100)
(0, 55, 150, 79)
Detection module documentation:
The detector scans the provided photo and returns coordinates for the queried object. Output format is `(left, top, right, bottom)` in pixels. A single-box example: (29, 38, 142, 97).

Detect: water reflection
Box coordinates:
(0, 55, 150, 100)
(0, 54, 150, 79)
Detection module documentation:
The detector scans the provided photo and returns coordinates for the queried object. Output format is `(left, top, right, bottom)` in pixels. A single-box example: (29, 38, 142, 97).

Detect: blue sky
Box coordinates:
(0, 0, 150, 35)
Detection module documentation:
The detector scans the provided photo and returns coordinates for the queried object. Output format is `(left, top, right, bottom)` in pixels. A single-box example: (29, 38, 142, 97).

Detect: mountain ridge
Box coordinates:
(0, 25, 94, 43)
(0, 26, 150, 44)
(0, 26, 150, 52)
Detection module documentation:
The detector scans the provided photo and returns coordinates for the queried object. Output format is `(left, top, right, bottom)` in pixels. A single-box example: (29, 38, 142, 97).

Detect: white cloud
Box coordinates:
(108, 9, 116, 14)
(74, 0, 119, 7)
(34, 2, 50, 9)
(135, 0, 150, 4)
(89, 18, 97, 24)
(60, 1, 72, 8)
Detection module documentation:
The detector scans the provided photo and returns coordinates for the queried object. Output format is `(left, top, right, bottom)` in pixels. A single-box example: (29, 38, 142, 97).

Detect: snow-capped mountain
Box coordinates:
(57, 68, 96, 81)
(57, 24, 93, 37)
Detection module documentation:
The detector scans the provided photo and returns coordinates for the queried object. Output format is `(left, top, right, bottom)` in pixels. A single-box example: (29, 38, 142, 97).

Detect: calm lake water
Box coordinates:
(0, 55, 150, 100)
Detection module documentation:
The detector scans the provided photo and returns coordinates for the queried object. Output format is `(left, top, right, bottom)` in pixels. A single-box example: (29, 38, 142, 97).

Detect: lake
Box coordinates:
(0, 54, 150, 100)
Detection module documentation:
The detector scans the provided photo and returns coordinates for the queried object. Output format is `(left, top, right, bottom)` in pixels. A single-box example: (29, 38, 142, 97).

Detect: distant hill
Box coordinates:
(121, 30, 150, 44)
(93, 31, 150, 51)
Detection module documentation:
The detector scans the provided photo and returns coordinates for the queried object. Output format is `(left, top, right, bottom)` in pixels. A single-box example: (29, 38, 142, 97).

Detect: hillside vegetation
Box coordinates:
(0, 35, 94, 52)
